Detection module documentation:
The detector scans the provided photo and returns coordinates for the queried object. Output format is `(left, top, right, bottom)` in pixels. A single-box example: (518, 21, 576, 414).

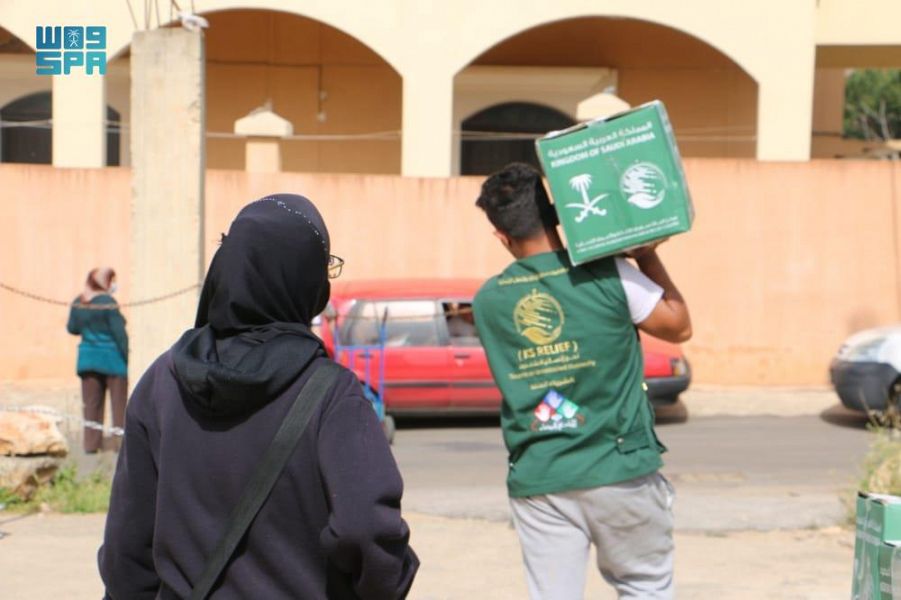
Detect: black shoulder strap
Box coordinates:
(189, 361, 341, 600)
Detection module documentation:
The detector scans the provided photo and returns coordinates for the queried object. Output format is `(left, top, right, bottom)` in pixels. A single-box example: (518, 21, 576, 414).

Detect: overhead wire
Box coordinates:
(124, 0, 139, 30)
(0, 119, 760, 142)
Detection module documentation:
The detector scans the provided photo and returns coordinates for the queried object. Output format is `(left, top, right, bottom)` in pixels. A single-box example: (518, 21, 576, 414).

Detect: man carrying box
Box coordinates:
(472, 163, 692, 599)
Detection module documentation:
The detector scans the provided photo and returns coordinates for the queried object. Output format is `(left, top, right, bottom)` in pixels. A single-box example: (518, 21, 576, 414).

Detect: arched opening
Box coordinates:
(0, 92, 121, 165)
(0, 26, 46, 163)
(0, 92, 50, 164)
(109, 9, 401, 174)
(204, 10, 401, 173)
(461, 102, 575, 175)
(811, 47, 901, 158)
(455, 17, 758, 163)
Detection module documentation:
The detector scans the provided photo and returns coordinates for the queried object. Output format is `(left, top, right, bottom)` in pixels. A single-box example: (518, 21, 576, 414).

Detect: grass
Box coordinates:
(0, 463, 111, 514)
(857, 428, 901, 496)
(843, 427, 901, 524)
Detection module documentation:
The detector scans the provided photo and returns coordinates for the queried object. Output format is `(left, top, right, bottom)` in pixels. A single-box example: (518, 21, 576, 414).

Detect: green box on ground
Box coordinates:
(535, 100, 694, 266)
(879, 542, 901, 599)
(853, 492, 901, 599)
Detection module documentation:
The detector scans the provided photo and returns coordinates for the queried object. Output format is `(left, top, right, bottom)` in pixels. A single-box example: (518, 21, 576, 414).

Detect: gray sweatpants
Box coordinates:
(509, 472, 675, 600)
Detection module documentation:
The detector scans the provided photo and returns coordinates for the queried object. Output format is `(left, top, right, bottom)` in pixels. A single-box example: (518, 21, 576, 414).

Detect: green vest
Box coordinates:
(473, 250, 665, 498)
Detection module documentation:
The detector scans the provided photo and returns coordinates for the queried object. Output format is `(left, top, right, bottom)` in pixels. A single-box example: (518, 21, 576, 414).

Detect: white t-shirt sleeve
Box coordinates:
(614, 257, 664, 324)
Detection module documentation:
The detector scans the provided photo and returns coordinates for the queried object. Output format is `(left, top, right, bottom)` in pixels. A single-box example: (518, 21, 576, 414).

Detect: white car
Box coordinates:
(830, 326, 901, 414)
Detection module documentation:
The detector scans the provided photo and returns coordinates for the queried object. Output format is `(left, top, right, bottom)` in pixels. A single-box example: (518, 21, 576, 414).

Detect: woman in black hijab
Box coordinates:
(99, 195, 419, 599)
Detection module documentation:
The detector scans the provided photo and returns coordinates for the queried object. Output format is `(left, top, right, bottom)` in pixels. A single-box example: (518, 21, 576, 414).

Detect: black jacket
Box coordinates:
(99, 353, 418, 599)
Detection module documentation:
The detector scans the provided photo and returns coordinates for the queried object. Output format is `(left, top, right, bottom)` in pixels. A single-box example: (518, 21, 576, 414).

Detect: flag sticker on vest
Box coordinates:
(531, 389, 584, 432)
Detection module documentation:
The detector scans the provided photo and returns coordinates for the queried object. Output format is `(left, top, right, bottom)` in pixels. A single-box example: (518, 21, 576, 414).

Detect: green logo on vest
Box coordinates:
(531, 389, 584, 432)
(513, 289, 565, 346)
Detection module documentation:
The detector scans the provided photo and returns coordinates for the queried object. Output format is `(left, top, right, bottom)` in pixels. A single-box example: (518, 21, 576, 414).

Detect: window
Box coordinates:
(342, 300, 441, 347)
(105, 107, 121, 166)
(0, 91, 121, 165)
(460, 102, 576, 175)
(0, 92, 51, 164)
(443, 301, 480, 347)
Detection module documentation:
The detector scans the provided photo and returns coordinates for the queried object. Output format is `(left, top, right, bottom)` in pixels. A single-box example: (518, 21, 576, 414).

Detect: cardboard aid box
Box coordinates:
(535, 101, 694, 266)
(853, 492, 901, 599)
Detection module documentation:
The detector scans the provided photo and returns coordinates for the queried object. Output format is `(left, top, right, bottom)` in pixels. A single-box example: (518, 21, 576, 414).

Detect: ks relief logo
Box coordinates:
(620, 162, 667, 209)
(531, 389, 584, 432)
(513, 289, 564, 346)
(36, 26, 107, 75)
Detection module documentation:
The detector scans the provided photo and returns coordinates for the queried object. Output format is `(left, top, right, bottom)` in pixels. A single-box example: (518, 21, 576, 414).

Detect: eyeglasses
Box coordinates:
(328, 254, 344, 279)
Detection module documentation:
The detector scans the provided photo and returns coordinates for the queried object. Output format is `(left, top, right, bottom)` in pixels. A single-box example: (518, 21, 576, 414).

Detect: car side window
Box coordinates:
(443, 301, 481, 347)
(343, 300, 442, 347)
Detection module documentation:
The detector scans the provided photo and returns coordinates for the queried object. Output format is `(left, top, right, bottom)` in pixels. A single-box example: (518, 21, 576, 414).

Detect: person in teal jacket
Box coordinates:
(67, 268, 128, 453)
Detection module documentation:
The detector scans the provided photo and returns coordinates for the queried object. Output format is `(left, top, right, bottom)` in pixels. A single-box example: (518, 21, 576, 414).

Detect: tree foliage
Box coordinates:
(844, 69, 901, 140)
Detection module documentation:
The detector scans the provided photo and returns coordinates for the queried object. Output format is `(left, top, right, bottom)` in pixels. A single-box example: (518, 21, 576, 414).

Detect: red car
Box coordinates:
(316, 279, 690, 416)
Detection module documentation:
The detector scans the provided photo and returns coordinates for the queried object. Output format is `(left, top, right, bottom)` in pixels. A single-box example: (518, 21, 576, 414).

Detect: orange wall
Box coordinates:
(674, 159, 901, 383)
(2, 161, 900, 385)
(0, 165, 133, 379)
(205, 171, 507, 281)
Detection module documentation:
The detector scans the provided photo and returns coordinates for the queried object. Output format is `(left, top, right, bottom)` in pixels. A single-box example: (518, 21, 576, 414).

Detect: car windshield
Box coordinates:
(341, 300, 441, 347)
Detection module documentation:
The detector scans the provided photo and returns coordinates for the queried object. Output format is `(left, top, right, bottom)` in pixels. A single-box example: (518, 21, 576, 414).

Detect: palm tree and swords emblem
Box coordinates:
(566, 174, 608, 223)
(66, 29, 82, 48)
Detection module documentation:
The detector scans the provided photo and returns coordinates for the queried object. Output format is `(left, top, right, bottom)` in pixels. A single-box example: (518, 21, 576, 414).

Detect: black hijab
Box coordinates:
(172, 194, 331, 418)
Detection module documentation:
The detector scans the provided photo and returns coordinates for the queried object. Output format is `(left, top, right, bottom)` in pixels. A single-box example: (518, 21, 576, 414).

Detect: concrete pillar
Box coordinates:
(52, 72, 105, 167)
(234, 106, 293, 173)
(811, 69, 846, 135)
(756, 66, 816, 161)
(129, 28, 205, 384)
(576, 93, 630, 121)
(243, 139, 280, 172)
(402, 70, 453, 177)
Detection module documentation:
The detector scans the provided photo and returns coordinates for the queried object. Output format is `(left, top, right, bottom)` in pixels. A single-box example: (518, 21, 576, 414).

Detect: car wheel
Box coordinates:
(650, 395, 679, 407)
(871, 378, 901, 428)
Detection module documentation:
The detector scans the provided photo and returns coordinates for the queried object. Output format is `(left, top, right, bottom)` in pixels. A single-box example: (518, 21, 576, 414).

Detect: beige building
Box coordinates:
(2, 1, 901, 386)
(0, 0, 900, 176)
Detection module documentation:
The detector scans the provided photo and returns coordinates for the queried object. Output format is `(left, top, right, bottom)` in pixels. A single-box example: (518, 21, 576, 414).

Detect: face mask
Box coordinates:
(109, 283, 118, 294)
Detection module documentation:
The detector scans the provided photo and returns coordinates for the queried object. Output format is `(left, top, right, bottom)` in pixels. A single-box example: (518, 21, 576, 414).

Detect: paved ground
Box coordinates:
(0, 383, 875, 598)
(394, 403, 872, 531)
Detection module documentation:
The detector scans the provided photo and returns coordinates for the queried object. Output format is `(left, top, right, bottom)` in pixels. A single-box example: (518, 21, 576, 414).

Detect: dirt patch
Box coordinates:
(406, 515, 853, 599)
(0, 512, 853, 599)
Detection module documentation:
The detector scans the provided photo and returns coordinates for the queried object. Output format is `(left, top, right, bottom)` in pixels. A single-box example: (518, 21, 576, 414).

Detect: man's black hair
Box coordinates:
(475, 163, 558, 241)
